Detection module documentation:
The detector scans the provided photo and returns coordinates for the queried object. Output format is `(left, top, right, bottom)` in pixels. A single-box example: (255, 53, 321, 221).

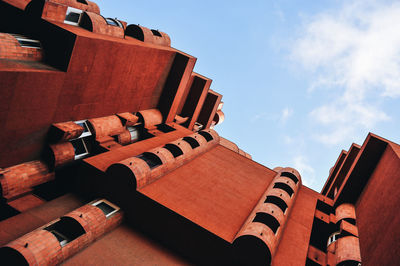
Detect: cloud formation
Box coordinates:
(292, 155, 316, 187)
(292, 0, 400, 145)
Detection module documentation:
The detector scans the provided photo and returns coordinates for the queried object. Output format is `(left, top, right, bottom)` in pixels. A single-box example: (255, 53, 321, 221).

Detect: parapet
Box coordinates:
(137, 109, 163, 129)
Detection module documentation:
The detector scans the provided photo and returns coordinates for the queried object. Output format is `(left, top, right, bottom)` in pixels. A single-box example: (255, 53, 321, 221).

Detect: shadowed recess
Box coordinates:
(264, 195, 288, 213)
(280, 172, 299, 184)
(233, 235, 272, 266)
(198, 131, 213, 142)
(182, 137, 200, 149)
(253, 212, 280, 234)
(0, 247, 28, 266)
(163, 144, 183, 158)
(273, 182, 294, 197)
(137, 152, 163, 169)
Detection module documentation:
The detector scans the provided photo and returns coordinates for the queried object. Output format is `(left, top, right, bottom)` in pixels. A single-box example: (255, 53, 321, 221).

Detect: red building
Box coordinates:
(0, 1, 399, 265)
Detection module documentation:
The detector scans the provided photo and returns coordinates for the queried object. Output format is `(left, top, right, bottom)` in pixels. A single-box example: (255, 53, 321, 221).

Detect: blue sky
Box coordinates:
(97, 0, 400, 191)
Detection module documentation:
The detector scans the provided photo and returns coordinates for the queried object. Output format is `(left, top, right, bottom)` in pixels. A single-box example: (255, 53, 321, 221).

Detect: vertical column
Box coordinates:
(233, 168, 301, 265)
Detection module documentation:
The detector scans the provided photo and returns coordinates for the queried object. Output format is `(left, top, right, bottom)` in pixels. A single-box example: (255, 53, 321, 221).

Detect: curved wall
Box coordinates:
(233, 167, 302, 265)
(0, 160, 54, 199)
(106, 129, 219, 190)
(0, 200, 123, 265)
(125, 24, 171, 47)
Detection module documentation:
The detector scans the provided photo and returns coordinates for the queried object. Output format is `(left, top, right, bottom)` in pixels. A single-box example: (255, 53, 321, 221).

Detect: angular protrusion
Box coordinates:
(87, 115, 124, 139)
(213, 110, 225, 126)
(335, 203, 356, 224)
(137, 109, 163, 129)
(336, 236, 362, 265)
(116, 130, 132, 145)
(117, 112, 139, 127)
(174, 114, 189, 125)
(49, 121, 84, 142)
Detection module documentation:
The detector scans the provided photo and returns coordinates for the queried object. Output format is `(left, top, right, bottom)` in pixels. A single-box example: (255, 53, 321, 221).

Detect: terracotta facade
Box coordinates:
(0, 0, 399, 265)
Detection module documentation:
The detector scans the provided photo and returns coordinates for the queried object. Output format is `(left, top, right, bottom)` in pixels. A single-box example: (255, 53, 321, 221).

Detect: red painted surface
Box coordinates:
(7, 194, 46, 212)
(63, 224, 189, 265)
(2, 0, 30, 10)
(273, 186, 320, 265)
(355, 143, 400, 265)
(140, 145, 277, 242)
(336, 236, 361, 264)
(321, 150, 347, 196)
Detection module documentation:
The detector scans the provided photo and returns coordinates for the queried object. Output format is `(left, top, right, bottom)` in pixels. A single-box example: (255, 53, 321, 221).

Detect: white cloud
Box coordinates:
(292, 155, 316, 187)
(292, 0, 400, 145)
(280, 107, 293, 124)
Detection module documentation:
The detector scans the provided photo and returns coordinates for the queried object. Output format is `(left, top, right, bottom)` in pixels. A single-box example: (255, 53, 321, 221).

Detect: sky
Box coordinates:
(96, 0, 400, 191)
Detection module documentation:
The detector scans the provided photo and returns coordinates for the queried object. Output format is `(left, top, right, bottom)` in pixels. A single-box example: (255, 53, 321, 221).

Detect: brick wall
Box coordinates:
(0, 161, 55, 200)
(234, 168, 302, 265)
(0, 200, 123, 264)
(0, 33, 43, 61)
(106, 129, 220, 190)
(81, 12, 124, 38)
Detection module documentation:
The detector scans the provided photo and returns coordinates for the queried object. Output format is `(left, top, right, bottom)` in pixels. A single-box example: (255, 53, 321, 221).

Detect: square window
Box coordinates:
(92, 199, 120, 218)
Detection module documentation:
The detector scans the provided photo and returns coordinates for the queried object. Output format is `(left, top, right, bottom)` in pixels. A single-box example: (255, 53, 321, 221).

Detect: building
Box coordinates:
(0, 1, 399, 265)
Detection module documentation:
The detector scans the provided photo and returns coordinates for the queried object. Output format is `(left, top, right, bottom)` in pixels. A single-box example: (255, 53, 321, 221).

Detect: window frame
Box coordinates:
(64, 7, 83, 26)
(91, 199, 120, 218)
(74, 120, 92, 138)
(71, 138, 89, 160)
(10, 34, 41, 49)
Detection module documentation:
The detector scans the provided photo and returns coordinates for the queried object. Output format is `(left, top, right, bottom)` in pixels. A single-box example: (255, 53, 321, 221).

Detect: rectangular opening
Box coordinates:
(316, 200, 333, 215)
(156, 124, 176, 133)
(92, 199, 120, 218)
(70, 138, 89, 159)
(136, 153, 163, 169)
(10, 34, 41, 49)
(44, 217, 86, 247)
(64, 7, 83, 26)
(196, 92, 220, 129)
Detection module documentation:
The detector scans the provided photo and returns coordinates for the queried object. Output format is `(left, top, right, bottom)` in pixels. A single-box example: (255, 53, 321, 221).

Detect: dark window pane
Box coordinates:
(65, 12, 81, 23)
(70, 138, 87, 155)
(95, 202, 116, 216)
